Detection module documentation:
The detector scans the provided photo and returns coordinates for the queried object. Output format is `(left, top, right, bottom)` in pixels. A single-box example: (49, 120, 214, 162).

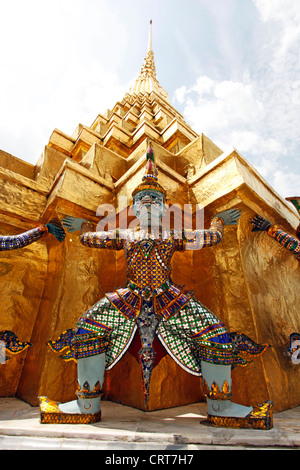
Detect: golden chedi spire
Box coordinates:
(126, 20, 171, 104)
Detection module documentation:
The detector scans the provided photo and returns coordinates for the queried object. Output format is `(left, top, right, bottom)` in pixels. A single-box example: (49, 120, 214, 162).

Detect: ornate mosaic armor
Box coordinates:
(267, 225, 300, 260)
(0, 330, 32, 360)
(79, 220, 223, 320)
(42, 145, 271, 428)
(49, 217, 267, 402)
(251, 211, 300, 260)
(0, 225, 49, 251)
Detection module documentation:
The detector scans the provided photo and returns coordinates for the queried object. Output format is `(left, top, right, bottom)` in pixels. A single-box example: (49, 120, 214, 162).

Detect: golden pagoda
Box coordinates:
(0, 22, 299, 412)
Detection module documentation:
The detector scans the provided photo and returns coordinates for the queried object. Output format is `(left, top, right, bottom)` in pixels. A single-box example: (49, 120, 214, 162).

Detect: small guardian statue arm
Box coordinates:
(251, 214, 300, 260)
(0, 219, 65, 251)
(0, 220, 65, 357)
(62, 216, 123, 250)
(183, 208, 242, 249)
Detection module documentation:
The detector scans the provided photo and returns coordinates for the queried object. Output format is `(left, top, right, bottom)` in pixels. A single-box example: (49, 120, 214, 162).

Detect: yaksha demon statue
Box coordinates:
(38, 147, 272, 429)
(0, 220, 65, 359)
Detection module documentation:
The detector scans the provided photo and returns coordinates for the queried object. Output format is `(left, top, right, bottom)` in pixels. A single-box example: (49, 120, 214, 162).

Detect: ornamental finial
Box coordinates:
(132, 144, 166, 198)
(148, 20, 153, 52)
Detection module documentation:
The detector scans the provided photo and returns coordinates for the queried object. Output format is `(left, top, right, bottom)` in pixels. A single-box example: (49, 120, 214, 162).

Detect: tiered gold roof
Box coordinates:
(45, 21, 198, 161)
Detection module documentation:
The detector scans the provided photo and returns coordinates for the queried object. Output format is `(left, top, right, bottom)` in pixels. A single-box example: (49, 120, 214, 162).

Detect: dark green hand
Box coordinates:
(46, 220, 66, 242)
(251, 215, 272, 232)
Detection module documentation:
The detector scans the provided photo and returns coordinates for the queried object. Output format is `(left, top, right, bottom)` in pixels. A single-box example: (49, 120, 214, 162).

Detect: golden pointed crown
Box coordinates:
(132, 145, 166, 198)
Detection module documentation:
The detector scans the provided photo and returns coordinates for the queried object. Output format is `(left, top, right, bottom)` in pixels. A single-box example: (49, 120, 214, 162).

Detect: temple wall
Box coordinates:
(180, 215, 269, 409)
(0, 221, 48, 397)
(16, 234, 121, 406)
(0, 150, 35, 180)
(238, 209, 300, 411)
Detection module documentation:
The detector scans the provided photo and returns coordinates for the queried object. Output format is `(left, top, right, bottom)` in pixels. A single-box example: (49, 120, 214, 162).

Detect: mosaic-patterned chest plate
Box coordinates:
(123, 235, 180, 289)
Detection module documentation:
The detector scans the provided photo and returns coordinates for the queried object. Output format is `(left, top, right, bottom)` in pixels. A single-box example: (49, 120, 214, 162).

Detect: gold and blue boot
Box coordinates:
(38, 354, 104, 424)
(201, 360, 273, 430)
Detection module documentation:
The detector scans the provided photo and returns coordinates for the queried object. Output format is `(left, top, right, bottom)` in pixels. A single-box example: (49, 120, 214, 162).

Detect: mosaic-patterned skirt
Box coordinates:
(50, 295, 268, 376)
(73, 297, 137, 369)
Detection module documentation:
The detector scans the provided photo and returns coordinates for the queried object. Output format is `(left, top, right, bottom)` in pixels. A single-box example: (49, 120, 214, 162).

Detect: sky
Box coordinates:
(0, 0, 299, 200)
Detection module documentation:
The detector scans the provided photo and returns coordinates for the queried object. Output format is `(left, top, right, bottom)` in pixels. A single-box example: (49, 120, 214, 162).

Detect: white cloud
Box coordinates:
(253, 0, 300, 57)
(174, 86, 188, 104)
(0, 60, 128, 163)
(175, 67, 299, 198)
(0, 0, 129, 164)
(173, 1, 300, 198)
(174, 76, 270, 153)
(191, 76, 215, 96)
(272, 170, 300, 199)
(226, 131, 287, 157)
